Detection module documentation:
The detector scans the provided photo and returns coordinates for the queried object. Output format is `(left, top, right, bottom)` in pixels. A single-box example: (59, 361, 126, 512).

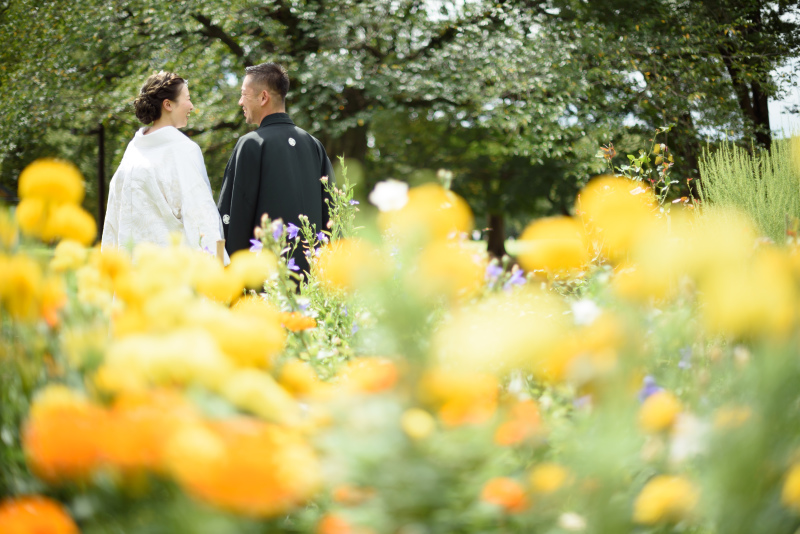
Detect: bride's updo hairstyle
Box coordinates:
(133, 71, 186, 125)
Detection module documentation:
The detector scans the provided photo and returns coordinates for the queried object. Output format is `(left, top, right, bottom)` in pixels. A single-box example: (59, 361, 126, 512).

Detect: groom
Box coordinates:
(217, 62, 335, 273)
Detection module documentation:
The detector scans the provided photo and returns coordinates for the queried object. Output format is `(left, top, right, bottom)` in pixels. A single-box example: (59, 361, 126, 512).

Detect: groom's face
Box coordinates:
(239, 76, 264, 125)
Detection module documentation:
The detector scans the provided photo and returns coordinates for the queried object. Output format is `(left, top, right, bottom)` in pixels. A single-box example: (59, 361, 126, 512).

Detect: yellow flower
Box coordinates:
(50, 240, 89, 271)
(17, 158, 85, 204)
(433, 288, 571, 376)
(15, 197, 47, 238)
(42, 203, 97, 245)
(414, 241, 485, 302)
(781, 464, 800, 513)
(419, 369, 498, 426)
(315, 238, 382, 293)
(219, 369, 301, 425)
(517, 216, 589, 272)
(379, 183, 473, 242)
(633, 475, 698, 524)
(2, 254, 43, 321)
(94, 329, 234, 394)
(188, 300, 286, 368)
(61, 324, 108, 368)
(0, 495, 79, 534)
(401, 408, 436, 440)
(713, 406, 752, 430)
(228, 249, 277, 290)
(278, 359, 329, 398)
(529, 463, 570, 494)
(639, 391, 681, 433)
(191, 252, 243, 303)
(578, 175, 656, 262)
(699, 247, 795, 339)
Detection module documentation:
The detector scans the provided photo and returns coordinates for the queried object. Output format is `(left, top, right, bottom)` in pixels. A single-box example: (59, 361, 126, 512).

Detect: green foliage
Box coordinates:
(697, 137, 800, 242)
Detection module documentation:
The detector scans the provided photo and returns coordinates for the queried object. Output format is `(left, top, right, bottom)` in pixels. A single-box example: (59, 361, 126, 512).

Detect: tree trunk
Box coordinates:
(751, 80, 772, 151)
(322, 123, 369, 165)
(486, 212, 506, 258)
(97, 122, 106, 235)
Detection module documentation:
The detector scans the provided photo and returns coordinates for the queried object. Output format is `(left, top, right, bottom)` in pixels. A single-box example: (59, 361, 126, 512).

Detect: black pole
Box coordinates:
(97, 122, 106, 233)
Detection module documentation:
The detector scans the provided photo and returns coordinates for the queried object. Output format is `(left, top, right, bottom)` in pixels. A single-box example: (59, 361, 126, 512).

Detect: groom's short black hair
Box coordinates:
(245, 63, 290, 100)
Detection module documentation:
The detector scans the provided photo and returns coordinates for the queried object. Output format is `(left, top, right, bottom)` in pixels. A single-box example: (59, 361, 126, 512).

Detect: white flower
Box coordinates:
(669, 413, 709, 464)
(558, 512, 587, 531)
(369, 179, 409, 212)
(571, 299, 602, 326)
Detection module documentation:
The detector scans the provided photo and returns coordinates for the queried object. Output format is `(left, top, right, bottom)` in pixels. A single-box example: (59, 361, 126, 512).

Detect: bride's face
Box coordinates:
(169, 84, 194, 128)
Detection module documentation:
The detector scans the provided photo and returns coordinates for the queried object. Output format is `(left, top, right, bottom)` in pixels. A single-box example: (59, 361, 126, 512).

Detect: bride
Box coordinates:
(101, 71, 228, 263)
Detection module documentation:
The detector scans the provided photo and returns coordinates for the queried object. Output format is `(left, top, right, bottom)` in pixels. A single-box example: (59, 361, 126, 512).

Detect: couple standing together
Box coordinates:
(101, 62, 335, 274)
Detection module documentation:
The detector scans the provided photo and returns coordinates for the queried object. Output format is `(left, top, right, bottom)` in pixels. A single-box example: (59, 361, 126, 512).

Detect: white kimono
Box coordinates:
(101, 126, 229, 263)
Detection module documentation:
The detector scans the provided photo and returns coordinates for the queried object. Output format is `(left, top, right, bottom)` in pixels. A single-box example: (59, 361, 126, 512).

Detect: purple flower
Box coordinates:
(316, 231, 328, 244)
(352, 323, 359, 334)
(574, 395, 592, 409)
(296, 298, 310, 312)
(638, 376, 663, 403)
(485, 264, 503, 281)
(286, 223, 300, 240)
(349, 199, 360, 205)
(503, 269, 526, 291)
(287, 258, 300, 272)
(203, 246, 213, 255)
(315, 247, 323, 257)
(249, 239, 263, 252)
(272, 225, 283, 241)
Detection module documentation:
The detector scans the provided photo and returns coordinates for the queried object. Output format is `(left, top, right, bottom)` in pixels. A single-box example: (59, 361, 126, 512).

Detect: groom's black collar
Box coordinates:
(259, 113, 294, 128)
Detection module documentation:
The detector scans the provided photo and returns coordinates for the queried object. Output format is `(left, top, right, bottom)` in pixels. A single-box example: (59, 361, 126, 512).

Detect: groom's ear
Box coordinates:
(260, 90, 270, 106)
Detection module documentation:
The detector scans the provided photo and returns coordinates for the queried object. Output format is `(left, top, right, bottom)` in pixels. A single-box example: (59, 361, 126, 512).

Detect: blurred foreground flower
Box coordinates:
(378, 183, 472, 242)
(578, 175, 656, 262)
(0, 495, 79, 534)
(639, 391, 682, 433)
(633, 475, 698, 525)
(529, 463, 570, 494)
(517, 216, 589, 273)
(16, 159, 96, 245)
(165, 419, 321, 517)
(368, 179, 408, 212)
(480, 477, 529, 514)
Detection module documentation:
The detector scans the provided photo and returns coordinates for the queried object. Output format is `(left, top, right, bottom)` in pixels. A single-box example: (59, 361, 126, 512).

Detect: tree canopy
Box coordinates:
(1, 0, 798, 255)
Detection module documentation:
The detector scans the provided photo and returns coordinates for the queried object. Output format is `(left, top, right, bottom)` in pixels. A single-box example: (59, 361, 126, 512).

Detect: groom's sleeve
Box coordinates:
(220, 138, 262, 255)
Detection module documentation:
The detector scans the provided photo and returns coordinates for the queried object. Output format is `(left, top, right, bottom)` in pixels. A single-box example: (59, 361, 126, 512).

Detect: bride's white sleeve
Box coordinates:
(178, 142, 230, 265)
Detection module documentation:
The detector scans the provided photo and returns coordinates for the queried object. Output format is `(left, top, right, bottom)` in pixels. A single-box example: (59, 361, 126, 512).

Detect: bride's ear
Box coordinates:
(163, 99, 173, 112)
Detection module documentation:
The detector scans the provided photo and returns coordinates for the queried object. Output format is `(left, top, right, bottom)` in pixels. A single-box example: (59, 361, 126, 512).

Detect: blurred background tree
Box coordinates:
(1, 0, 798, 256)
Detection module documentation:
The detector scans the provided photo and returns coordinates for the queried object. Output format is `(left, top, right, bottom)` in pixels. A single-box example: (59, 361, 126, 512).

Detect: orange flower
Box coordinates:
(280, 311, 318, 332)
(279, 360, 330, 398)
(420, 369, 498, 426)
(0, 495, 79, 534)
(165, 418, 322, 517)
(317, 513, 354, 534)
(332, 484, 376, 505)
(339, 358, 399, 394)
(494, 399, 542, 446)
(480, 477, 529, 513)
(100, 390, 197, 472)
(22, 387, 105, 483)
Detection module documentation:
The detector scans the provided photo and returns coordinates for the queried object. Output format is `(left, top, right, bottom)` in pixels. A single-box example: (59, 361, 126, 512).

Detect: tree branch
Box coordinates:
(192, 13, 253, 66)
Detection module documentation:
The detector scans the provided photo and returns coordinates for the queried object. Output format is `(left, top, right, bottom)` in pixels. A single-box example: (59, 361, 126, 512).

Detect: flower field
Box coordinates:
(3, 146, 800, 534)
